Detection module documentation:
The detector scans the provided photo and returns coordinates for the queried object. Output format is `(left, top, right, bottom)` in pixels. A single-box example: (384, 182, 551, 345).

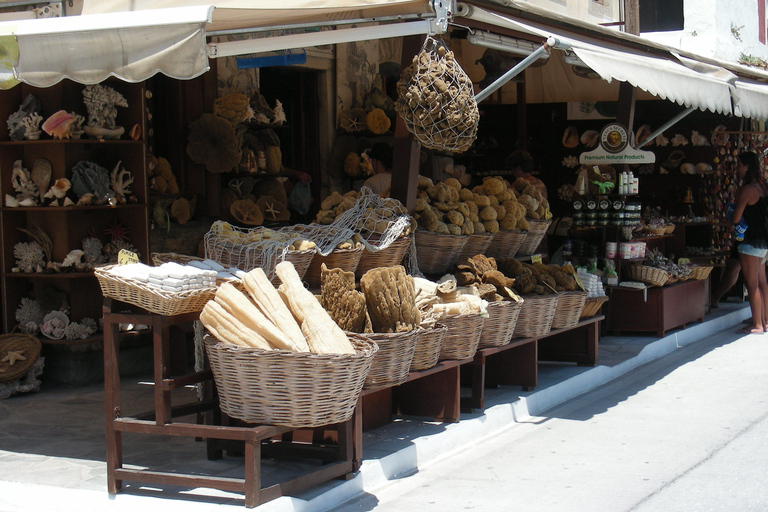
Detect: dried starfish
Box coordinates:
(264, 201, 279, 220)
(2, 350, 26, 365)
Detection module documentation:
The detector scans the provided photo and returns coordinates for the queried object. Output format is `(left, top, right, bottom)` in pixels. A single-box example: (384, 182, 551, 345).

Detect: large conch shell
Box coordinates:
(44, 178, 71, 199)
(580, 130, 599, 149)
(634, 124, 652, 147)
(41, 110, 75, 139)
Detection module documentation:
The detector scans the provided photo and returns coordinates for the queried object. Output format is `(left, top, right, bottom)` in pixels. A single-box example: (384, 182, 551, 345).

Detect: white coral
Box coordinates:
(82, 84, 128, 129)
(82, 237, 105, 266)
(14, 242, 45, 272)
(20, 112, 43, 139)
(273, 100, 286, 125)
(79, 317, 98, 335)
(11, 160, 38, 201)
(561, 155, 579, 168)
(15, 297, 44, 328)
(63, 322, 93, 340)
(110, 161, 134, 200)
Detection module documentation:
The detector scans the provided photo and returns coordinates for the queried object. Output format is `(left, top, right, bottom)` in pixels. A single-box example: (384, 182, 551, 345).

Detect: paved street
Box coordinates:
(336, 328, 768, 512)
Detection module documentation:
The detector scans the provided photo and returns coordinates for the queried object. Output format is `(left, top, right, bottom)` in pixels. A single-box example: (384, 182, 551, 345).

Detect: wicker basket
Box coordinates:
(551, 291, 588, 329)
(204, 333, 377, 428)
(0, 328, 42, 383)
(689, 265, 713, 281)
(517, 219, 552, 256)
(269, 249, 316, 286)
(478, 299, 523, 349)
(363, 330, 420, 389)
(629, 265, 671, 287)
(410, 324, 447, 372)
(485, 229, 527, 260)
(512, 293, 559, 338)
(580, 295, 609, 319)
(458, 233, 494, 261)
(94, 265, 216, 316)
(415, 230, 468, 275)
(355, 236, 411, 279)
(438, 313, 484, 361)
(151, 252, 203, 266)
(304, 246, 364, 288)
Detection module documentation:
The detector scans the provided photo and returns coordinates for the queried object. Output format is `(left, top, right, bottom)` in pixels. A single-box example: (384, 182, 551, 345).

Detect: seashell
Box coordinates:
(31, 158, 52, 200)
(5, 194, 19, 207)
(562, 126, 579, 148)
(62, 197, 75, 207)
(680, 163, 695, 175)
(77, 193, 94, 206)
(655, 133, 669, 146)
(671, 134, 688, 146)
(41, 310, 69, 339)
(41, 110, 75, 139)
(44, 178, 71, 199)
(695, 162, 713, 174)
(690, 130, 709, 146)
(19, 197, 36, 207)
(580, 130, 599, 148)
(129, 124, 141, 140)
(711, 125, 727, 146)
(634, 124, 652, 147)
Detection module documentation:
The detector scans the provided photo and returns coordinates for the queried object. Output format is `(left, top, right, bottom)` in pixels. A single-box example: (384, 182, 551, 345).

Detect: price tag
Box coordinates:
(118, 249, 139, 265)
(531, 254, 543, 264)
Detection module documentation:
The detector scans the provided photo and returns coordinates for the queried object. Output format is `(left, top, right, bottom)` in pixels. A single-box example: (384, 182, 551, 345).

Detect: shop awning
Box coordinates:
(82, 0, 434, 33)
(456, 3, 738, 116)
(0, 5, 214, 89)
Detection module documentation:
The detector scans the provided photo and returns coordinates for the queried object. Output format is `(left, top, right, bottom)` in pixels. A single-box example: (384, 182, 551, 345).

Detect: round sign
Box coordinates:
(600, 123, 628, 153)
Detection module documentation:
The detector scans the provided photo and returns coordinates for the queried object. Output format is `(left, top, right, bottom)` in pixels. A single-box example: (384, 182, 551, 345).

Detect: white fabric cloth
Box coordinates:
(362, 172, 392, 195)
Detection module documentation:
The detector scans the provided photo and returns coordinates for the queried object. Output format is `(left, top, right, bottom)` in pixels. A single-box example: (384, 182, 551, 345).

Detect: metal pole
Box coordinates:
(634, 106, 696, 149)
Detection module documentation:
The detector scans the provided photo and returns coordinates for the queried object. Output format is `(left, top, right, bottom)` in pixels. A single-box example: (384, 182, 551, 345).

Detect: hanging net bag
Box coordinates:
(395, 36, 479, 153)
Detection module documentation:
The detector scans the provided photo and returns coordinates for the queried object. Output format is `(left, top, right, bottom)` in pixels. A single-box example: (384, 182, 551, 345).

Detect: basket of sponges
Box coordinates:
(201, 261, 377, 428)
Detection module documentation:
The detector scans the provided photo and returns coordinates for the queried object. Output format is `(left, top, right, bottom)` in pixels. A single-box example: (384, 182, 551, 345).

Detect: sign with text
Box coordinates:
(579, 123, 656, 165)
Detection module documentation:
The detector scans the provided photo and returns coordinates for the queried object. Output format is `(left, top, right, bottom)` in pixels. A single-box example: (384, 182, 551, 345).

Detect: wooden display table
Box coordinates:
(360, 357, 473, 431)
(102, 299, 357, 508)
(606, 279, 706, 337)
(462, 315, 604, 411)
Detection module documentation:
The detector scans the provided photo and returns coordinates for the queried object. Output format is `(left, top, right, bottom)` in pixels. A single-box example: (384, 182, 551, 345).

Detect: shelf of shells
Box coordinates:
(0, 79, 149, 338)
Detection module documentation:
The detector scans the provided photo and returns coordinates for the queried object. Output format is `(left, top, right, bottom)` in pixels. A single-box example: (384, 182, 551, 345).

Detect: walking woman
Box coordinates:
(732, 151, 768, 334)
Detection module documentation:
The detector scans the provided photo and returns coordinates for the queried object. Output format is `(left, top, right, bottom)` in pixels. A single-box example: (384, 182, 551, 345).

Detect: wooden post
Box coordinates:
(390, 35, 423, 213)
(624, 0, 640, 36)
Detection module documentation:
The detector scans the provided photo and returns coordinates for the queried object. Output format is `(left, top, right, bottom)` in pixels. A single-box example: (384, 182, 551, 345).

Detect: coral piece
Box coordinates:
(11, 160, 38, 202)
(273, 99, 286, 125)
(82, 84, 128, 129)
(18, 225, 52, 262)
(71, 161, 114, 204)
(81, 237, 105, 266)
(186, 113, 241, 173)
(41, 110, 75, 139)
(110, 161, 134, 202)
(7, 94, 42, 141)
(103, 239, 139, 263)
(19, 112, 43, 140)
(63, 322, 93, 340)
(15, 298, 44, 334)
(13, 242, 45, 273)
(359, 265, 420, 333)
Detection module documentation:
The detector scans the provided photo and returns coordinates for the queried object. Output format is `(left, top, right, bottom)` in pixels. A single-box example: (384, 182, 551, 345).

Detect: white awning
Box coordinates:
(0, 5, 214, 89)
(455, 3, 738, 115)
(732, 78, 768, 121)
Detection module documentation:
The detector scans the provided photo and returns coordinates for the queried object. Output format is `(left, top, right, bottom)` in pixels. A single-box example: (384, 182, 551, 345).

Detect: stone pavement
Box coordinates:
(0, 300, 751, 512)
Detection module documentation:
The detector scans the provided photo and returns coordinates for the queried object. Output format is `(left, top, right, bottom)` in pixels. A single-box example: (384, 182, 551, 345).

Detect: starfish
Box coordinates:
(2, 350, 26, 366)
(264, 201, 280, 220)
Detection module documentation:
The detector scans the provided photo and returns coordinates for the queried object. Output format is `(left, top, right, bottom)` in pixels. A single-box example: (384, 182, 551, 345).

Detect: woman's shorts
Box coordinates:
(738, 243, 768, 262)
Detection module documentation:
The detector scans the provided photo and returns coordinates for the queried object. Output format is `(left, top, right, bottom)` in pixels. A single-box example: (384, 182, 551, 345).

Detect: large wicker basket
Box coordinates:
(363, 330, 420, 389)
(478, 299, 523, 349)
(415, 230, 468, 275)
(0, 328, 42, 383)
(485, 229, 527, 260)
(580, 295, 609, 319)
(512, 293, 559, 338)
(438, 313, 484, 361)
(517, 219, 552, 256)
(304, 246, 364, 288)
(204, 333, 377, 428)
(629, 265, 671, 287)
(269, 249, 316, 286)
(689, 265, 713, 281)
(151, 252, 203, 266)
(457, 233, 494, 261)
(94, 265, 215, 316)
(551, 290, 589, 329)
(355, 236, 411, 279)
(410, 324, 447, 372)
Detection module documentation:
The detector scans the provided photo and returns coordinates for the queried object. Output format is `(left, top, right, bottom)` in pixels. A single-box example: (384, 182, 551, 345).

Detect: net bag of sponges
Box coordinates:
(395, 36, 479, 153)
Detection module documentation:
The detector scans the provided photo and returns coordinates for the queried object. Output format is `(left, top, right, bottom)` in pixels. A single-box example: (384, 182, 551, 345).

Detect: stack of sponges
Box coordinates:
(106, 262, 217, 293)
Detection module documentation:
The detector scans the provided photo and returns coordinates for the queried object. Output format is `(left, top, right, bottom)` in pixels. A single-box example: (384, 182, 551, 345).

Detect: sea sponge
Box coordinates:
(447, 223, 462, 235)
(483, 219, 499, 233)
(493, 205, 507, 220)
(415, 197, 429, 212)
(473, 221, 485, 233)
(480, 206, 497, 221)
(512, 177, 530, 192)
(483, 177, 504, 196)
(499, 215, 518, 231)
(444, 177, 462, 190)
(434, 221, 450, 234)
(517, 217, 530, 231)
(455, 202, 470, 217)
(459, 188, 474, 201)
(487, 194, 499, 206)
(461, 220, 475, 235)
(366, 108, 391, 134)
(472, 193, 491, 207)
(446, 209, 464, 226)
(186, 113, 241, 173)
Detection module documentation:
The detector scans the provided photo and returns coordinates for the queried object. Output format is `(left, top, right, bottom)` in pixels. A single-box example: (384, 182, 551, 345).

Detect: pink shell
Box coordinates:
(42, 110, 75, 139)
